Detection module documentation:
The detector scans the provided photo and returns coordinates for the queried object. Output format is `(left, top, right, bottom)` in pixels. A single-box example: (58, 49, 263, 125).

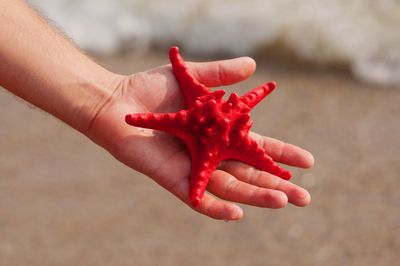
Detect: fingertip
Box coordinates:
(267, 190, 288, 209)
(216, 202, 244, 221)
(229, 204, 244, 220)
(302, 151, 315, 168)
(238, 56, 256, 79)
(290, 146, 315, 169)
(302, 192, 311, 207)
(291, 188, 311, 207)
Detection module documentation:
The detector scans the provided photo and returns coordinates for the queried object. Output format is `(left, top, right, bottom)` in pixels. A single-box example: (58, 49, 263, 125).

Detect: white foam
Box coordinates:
(28, 0, 400, 86)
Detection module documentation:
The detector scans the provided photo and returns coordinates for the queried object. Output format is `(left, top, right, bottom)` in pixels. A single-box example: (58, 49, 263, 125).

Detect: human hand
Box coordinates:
(0, 0, 313, 220)
(87, 57, 314, 221)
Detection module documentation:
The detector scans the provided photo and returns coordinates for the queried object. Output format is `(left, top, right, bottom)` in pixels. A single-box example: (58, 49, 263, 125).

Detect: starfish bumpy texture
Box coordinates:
(125, 46, 292, 207)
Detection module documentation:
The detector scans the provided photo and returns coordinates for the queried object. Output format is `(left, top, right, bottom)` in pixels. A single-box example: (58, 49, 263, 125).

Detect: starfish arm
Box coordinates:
(226, 138, 292, 180)
(189, 167, 212, 207)
(169, 46, 210, 107)
(187, 149, 220, 207)
(125, 110, 189, 138)
(239, 81, 276, 109)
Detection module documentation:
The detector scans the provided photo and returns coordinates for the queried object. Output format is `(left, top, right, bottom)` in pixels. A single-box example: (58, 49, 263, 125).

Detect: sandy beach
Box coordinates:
(1, 51, 399, 266)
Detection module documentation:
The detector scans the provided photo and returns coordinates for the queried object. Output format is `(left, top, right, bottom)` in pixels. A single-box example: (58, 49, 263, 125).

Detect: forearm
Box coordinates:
(0, 0, 121, 133)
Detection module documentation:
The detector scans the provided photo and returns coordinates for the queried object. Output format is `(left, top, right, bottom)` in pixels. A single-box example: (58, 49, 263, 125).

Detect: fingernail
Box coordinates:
(231, 205, 243, 220)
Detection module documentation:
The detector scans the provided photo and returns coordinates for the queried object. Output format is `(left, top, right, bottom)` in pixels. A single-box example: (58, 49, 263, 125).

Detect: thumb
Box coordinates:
(186, 57, 256, 87)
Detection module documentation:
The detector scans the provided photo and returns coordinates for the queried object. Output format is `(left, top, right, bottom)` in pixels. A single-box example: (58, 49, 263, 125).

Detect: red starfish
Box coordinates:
(125, 46, 292, 207)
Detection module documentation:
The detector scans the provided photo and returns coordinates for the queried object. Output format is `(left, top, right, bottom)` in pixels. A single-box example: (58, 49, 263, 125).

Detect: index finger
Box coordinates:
(249, 132, 315, 168)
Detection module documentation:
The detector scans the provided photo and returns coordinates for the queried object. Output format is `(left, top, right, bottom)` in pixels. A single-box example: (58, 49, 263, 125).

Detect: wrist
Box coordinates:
(67, 68, 125, 135)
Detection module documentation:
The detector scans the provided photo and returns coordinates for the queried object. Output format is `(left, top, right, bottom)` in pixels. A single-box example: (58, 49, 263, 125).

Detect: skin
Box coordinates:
(0, 0, 314, 220)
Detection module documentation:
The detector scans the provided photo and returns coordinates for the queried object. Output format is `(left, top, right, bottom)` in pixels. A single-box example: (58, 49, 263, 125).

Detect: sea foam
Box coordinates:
(28, 0, 400, 86)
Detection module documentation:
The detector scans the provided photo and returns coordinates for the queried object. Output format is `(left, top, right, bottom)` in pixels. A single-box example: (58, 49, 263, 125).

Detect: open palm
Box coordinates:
(88, 57, 314, 220)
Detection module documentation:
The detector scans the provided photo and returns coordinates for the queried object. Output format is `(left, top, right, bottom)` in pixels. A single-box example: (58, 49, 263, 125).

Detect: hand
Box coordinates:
(0, 0, 313, 220)
(87, 57, 315, 220)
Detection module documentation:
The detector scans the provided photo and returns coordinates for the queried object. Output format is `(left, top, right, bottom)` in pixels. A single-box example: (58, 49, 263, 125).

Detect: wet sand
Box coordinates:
(1, 52, 399, 266)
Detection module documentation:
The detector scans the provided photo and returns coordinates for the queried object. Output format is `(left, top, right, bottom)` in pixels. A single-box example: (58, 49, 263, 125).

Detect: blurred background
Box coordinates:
(1, 0, 399, 265)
